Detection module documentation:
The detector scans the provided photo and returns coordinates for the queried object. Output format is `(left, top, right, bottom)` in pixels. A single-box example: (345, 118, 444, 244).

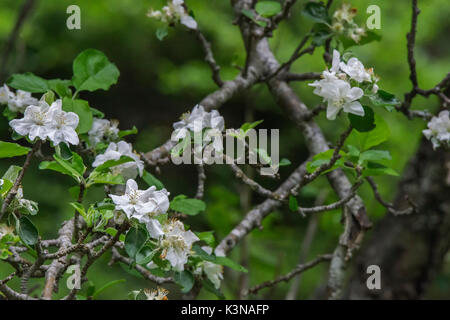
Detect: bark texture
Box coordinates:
(346, 139, 450, 299)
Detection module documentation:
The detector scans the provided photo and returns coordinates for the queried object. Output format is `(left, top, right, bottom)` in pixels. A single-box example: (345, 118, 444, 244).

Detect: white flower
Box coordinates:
(9, 102, 52, 141)
(333, 3, 357, 23)
(423, 110, 450, 149)
(0, 84, 14, 105)
(339, 57, 371, 83)
(88, 118, 119, 146)
(172, 105, 225, 141)
(109, 179, 170, 237)
(194, 246, 224, 289)
(322, 79, 365, 120)
(148, 0, 197, 30)
(8, 187, 38, 215)
(46, 100, 79, 146)
(143, 287, 169, 300)
(349, 27, 366, 43)
(93, 141, 144, 179)
(159, 219, 199, 271)
(8, 90, 39, 113)
(0, 224, 14, 239)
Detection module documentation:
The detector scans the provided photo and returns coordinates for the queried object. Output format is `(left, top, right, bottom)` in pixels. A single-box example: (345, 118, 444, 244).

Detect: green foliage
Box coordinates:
(170, 195, 206, 216)
(7, 72, 49, 93)
(255, 1, 282, 18)
(0, 141, 30, 158)
(302, 1, 329, 24)
(142, 170, 165, 190)
(72, 49, 120, 93)
(174, 270, 195, 293)
(348, 106, 375, 132)
(62, 98, 93, 134)
(17, 216, 38, 246)
(124, 225, 149, 260)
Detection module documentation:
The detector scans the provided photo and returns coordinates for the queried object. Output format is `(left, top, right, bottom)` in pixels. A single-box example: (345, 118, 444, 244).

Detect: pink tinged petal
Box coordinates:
(343, 101, 365, 117)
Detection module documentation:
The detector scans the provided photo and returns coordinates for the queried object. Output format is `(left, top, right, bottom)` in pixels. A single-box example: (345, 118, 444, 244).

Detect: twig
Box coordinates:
(195, 164, 206, 199)
(193, 29, 224, 87)
(244, 254, 332, 296)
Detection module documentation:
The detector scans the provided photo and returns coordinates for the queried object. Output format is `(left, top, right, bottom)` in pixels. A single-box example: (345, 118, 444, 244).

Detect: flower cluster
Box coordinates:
(9, 99, 80, 145)
(331, 3, 366, 43)
(147, 0, 197, 30)
(194, 246, 224, 289)
(143, 287, 169, 300)
(93, 141, 144, 180)
(109, 179, 170, 237)
(0, 84, 38, 113)
(88, 118, 119, 147)
(109, 180, 200, 271)
(309, 50, 378, 120)
(423, 110, 450, 149)
(157, 218, 199, 271)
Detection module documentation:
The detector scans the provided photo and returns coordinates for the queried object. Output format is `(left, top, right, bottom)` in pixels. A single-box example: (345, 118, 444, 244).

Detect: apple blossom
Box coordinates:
(88, 118, 119, 146)
(93, 141, 144, 179)
(423, 110, 450, 149)
(9, 102, 52, 141)
(339, 57, 371, 83)
(143, 287, 169, 300)
(194, 246, 224, 289)
(158, 219, 199, 271)
(147, 0, 197, 30)
(46, 100, 80, 146)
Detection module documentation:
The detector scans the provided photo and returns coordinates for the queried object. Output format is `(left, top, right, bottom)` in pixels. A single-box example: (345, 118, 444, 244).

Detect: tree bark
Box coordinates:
(346, 138, 450, 299)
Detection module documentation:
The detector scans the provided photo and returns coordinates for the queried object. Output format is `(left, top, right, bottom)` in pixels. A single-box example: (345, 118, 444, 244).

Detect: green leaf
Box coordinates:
(18, 216, 38, 246)
(93, 156, 134, 172)
(240, 120, 263, 133)
(279, 158, 291, 167)
(3, 107, 18, 121)
(124, 225, 149, 260)
(311, 23, 333, 46)
(53, 154, 84, 182)
(71, 153, 86, 176)
(48, 79, 72, 98)
(195, 231, 216, 248)
(0, 179, 13, 198)
(69, 202, 89, 225)
(142, 170, 165, 190)
(174, 270, 195, 293)
(360, 150, 391, 162)
(39, 160, 73, 177)
(215, 256, 248, 273)
(289, 195, 298, 212)
(118, 126, 138, 138)
(92, 279, 125, 300)
(348, 106, 375, 132)
(0, 142, 30, 158)
(349, 114, 390, 150)
(87, 172, 124, 187)
(135, 246, 157, 265)
(302, 2, 329, 24)
(363, 162, 399, 177)
(241, 9, 267, 27)
(72, 49, 120, 93)
(341, 31, 382, 49)
(347, 145, 360, 158)
(7, 72, 49, 93)
(193, 244, 216, 262)
(2, 165, 22, 182)
(369, 90, 400, 112)
(170, 195, 206, 216)
(62, 97, 93, 134)
(202, 278, 225, 299)
(306, 149, 347, 174)
(255, 1, 282, 17)
(156, 26, 168, 41)
(55, 143, 73, 160)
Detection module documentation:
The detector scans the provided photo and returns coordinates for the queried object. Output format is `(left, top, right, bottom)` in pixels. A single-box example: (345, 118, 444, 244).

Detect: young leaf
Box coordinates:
(289, 195, 298, 212)
(369, 90, 401, 112)
(214, 256, 248, 273)
(72, 49, 120, 93)
(174, 270, 195, 293)
(142, 170, 165, 190)
(156, 27, 168, 41)
(0, 142, 30, 158)
(302, 2, 329, 24)
(124, 225, 149, 260)
(202, 278, 225, 299)
(48, 79, 72, 98)
(349, 114, 390, 150)
(255, 1, 282, 17)
(7, 72, 49, 93)
(170, 195, 206, 216)
(118, 126, 138, 138)
(18, 216, 38, 246)
(92, 156, 134, 172)
(279, 158, 291, 167)
(135, 246, 157, 265)
(363, 162, 399, 177)
(195, 231, 216, 248)
(240, 120, 264, 133)
(62, 97, 93, 134)
(359, 150, 391, 162)
(91, 279, 126, 300)
(348, 106, 375, 132)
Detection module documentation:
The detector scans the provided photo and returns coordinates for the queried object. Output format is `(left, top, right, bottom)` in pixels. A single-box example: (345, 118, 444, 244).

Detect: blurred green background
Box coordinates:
(0, 0, 449, 299)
